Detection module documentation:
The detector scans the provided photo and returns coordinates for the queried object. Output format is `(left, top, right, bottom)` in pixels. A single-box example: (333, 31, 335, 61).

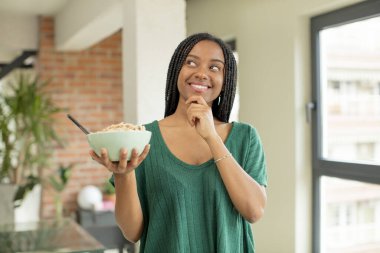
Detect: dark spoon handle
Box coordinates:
(67, 114, 90, 135)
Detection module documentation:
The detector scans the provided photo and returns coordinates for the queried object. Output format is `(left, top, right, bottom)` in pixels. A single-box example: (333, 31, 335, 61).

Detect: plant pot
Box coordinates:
(0, 184, 17, 225)
(103, 194, 116, 204)
(15, 184, 41, 224)
(0, 184, 42, 226)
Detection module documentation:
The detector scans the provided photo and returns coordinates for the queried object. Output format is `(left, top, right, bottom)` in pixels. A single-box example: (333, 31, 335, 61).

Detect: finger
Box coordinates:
(188, 107, 209, 115)
(118, 148, 128, 170)
(185, 95, 204, 105)
(89, 149, 99, 159)
(187, 103, 210, 117)
(187, 102, 205, 109)
(186, 112, 195, 126)
(185, 95, 207, 105)
(89, 150, 104, 164)
(190, 112, 203, 122)
(90, 149, 115, 172)
(186, 108, 194, 126)
(187, 108, 209, 125)
(187, 105, 205, 126)
(100, 148, 107, 161)
(100, 148, 114, 169)
(138, 144, 151, 162)
(127, 149, 139, 168)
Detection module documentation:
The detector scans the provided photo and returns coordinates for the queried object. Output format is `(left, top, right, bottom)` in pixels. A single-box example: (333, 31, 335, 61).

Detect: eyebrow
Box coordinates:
(187, 54, 225, 65)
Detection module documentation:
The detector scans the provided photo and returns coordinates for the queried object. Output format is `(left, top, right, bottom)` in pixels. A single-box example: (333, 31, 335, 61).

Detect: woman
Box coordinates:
(90, 33, 268, 253)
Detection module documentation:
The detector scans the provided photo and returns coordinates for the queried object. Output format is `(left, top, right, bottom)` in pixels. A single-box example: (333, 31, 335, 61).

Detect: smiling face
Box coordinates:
(177, 40, 225, 105)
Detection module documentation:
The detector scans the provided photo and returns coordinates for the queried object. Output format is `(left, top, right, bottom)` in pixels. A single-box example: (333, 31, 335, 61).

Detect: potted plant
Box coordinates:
(0, 73, 63, 224)
(48, 164, 74, 221)
(102, 180, 116, 204)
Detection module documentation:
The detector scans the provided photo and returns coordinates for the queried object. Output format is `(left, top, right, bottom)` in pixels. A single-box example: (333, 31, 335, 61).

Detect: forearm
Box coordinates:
(207, 135, 267, 223)
(114, 172, 144, 242)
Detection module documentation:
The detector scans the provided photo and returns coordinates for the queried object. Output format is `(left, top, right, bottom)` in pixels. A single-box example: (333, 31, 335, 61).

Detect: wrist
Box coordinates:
(214, 153, 232, 163)
(114, 170, 135, 182)
(205, 133, 223, 146)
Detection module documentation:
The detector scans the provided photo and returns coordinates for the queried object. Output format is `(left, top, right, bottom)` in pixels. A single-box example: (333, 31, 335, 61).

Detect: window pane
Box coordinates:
(229, 51, 240, 122)
(320, 16, 380, 165)
(321, 176, 380, 253)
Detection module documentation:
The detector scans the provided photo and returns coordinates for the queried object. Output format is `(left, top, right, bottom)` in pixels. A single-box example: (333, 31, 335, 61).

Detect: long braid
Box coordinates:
(165, 33, 237, 122)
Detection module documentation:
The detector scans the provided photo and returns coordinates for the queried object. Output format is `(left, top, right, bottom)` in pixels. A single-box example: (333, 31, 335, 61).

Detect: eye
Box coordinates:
(185, 59, 196, 67)
(210, 65, 221, 72)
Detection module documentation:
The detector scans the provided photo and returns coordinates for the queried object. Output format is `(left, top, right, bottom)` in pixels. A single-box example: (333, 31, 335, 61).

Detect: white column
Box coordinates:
(122, 0, 186, 124)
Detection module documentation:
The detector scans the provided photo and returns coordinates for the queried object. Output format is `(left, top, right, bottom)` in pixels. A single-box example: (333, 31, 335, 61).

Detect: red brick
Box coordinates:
(38, 17, 122, 219)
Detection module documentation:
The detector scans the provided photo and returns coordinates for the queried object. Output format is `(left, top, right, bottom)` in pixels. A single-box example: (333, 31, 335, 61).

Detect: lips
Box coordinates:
(188, 82, 211, 93)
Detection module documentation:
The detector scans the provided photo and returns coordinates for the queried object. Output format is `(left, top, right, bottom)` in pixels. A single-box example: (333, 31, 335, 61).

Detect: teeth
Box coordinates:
(191, 84, 208, 90)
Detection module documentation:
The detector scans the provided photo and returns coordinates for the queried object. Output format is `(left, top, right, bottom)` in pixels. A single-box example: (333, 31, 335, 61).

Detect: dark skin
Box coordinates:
(158, 115, 232, 166)
(159, 40, 231, 165)
(90, 40, 266, 243)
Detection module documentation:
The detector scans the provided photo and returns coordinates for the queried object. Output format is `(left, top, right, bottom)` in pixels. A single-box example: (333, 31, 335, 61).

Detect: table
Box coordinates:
(0, 218, 105, 253)
(77, 209, 135, 253)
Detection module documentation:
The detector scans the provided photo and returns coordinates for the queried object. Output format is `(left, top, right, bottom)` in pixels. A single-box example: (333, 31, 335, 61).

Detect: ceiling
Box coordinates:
(0, 0, 69, 15)
(0, 0, 124, 64)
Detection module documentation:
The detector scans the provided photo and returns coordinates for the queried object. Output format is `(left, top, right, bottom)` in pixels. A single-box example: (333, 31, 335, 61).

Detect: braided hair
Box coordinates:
(164, 33, 237, 122)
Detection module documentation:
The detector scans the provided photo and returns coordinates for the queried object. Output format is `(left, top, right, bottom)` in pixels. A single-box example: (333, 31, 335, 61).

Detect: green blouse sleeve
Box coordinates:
(243, 126, 268, 187)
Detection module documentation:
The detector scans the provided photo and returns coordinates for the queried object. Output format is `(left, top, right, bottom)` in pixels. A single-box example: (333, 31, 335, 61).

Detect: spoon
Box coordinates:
(67, 114, 90, 135)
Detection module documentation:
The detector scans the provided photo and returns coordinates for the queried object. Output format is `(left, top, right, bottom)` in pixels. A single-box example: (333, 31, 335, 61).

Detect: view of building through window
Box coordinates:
(319, 16, 380, 253)
(230, 51, 239, 122)
(321, 16, 380, 165)
(321, 177, 380, 253)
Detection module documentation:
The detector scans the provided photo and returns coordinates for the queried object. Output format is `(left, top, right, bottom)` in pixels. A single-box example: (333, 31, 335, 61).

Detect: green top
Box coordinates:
(113, 120, 267, 253)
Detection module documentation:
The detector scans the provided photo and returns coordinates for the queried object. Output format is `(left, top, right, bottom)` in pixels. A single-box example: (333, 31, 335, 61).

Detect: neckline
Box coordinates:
(152, 120, 235, 169)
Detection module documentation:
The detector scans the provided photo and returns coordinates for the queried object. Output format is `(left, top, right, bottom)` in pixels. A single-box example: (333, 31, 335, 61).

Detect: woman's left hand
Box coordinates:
(185, 95, 218, 140)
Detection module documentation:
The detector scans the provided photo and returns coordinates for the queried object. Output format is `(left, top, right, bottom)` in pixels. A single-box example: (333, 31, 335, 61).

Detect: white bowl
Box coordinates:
(87, 130, 151, 161)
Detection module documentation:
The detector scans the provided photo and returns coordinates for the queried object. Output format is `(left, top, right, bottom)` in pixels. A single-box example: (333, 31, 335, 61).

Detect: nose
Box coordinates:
(194, 67, 208, 80)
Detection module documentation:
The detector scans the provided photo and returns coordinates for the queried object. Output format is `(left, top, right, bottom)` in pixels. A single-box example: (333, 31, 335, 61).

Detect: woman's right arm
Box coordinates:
(89, 145, 150, 243)
(114, 171, 143, 243)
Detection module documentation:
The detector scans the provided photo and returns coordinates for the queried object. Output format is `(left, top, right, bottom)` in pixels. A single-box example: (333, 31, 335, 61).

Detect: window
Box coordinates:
(225, 39, 240, 122)
(311, 1, 380, 253)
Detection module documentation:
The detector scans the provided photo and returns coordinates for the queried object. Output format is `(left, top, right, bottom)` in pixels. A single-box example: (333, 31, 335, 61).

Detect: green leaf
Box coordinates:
(1, 72, 64, 203)
(48, 176, 64, 192)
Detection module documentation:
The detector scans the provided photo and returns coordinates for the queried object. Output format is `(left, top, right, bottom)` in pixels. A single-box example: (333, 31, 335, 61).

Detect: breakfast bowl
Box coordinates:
(87, 123, 151, 161)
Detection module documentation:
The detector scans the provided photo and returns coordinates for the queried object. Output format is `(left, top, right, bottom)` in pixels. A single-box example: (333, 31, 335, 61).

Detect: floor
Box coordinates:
(104, 243, 139, 253)
(105, 250, 128, 253)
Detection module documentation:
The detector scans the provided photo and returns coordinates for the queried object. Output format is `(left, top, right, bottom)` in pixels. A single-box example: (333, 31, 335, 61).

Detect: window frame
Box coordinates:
(310, 1, 380, 252)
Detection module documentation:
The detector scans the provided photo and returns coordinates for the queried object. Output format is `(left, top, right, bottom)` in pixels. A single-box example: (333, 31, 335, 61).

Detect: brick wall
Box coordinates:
(37, 17, 123, 218)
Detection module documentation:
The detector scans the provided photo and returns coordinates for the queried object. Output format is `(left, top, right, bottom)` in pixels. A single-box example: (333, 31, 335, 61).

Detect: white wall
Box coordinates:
(0, 11, 38, 62)
(187, 0, 363, 252)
